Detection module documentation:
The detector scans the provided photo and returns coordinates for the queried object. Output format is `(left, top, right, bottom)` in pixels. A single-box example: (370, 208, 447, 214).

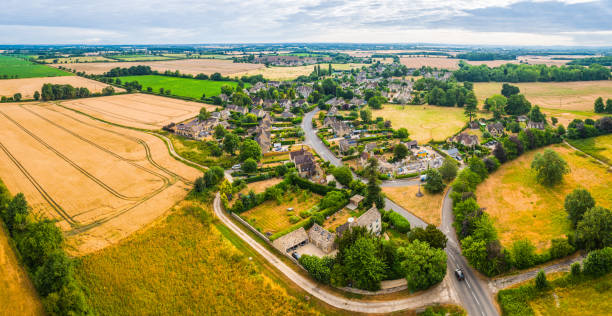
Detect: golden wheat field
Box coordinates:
(0, 76, 123, 100)
(60, 93, 213, 129)
(0, 103, 199, 255)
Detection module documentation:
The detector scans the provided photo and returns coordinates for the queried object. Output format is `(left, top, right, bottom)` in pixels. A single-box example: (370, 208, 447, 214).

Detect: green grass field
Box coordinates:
(75, 202, 322, 315)
(117, 75, 247, 99)
(0, 55, 73, 79)
(567, 134, 612, 165)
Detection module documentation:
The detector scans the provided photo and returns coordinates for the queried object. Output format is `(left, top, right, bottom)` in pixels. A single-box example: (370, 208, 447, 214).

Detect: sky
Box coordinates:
(1, 0, 611, 46)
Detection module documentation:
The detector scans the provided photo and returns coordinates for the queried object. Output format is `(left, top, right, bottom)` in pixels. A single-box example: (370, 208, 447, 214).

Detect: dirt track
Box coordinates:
(0, 76, 123, 99)
(0, 103, 200, 255)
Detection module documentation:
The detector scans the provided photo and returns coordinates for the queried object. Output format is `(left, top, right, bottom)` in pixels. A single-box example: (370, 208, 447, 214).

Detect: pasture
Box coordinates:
(474, 81, 612, 112)
(0, 55, 72, 79)
(54, 59, 264, 76)
(370, 104, 469, 143)
(75, 202, 320, 315)
(0, 103, 199, 254)
(382, 185, 444, 226)
(542, 108, 601, 128)
(0, 76, 122, 99)
(60, 93, 212, 130)
(234, 63, 365, 81)
(567, 134, 612, 165)
(475, 144, 612, 250)
(240, 190, 321, 235)
(0, 225, 44, 315)
(117, 75, 246, 99)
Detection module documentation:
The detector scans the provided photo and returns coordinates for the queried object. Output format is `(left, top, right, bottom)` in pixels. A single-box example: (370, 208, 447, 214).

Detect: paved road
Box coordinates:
(303, 109, 498, 315)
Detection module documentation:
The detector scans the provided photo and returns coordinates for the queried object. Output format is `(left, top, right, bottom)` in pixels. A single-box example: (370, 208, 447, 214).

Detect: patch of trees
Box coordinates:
(0, 187, 91, 315)
(565, 116, 612, 139)
(456, 52, 517, 61)
(453, 62, 610, 82)
(413, 77, 475, 107)
(568, 56, 612, 67)
(593, 97, 612, 114)
(40, 83, 107, 101)
(104, 65, 153, 77)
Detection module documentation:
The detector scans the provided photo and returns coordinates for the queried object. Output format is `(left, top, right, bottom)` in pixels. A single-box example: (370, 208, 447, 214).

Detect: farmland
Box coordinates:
(54, 59, 264, 76)
(0, 103, 199, 254)
(60, 93, 212, 130)
(0, 76, 123, 99)
(474, 81, 612, 112)
(117, 75, 246, 99)
(109, 54, 176, 61)
(0, 55, 72, 79)
(370, 104, 470, 143)
(234, 63, 365, 81)
(400, 57, 460, 70)
(41, 56, 115, 64)
(567, 134, 612, 165)
(240, 190, 321, 235)
(0, 226, 45, 316)
(475, 144, 612, 250)
(382, 186, 444, 226)
(75, 202, 322, 315)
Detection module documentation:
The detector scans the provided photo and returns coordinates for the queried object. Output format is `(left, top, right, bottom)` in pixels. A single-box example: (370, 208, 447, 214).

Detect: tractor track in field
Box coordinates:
(0, 141, 77, 227)
(0, 109, 162, 201)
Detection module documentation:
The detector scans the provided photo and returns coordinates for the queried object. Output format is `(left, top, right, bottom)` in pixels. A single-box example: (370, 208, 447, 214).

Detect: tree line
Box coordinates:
(453, 62, 610, 82)
(413, 77, 476, 108)
(456, 52, 517, 61)
(41, 83, 114, 101)
(0, 184, 91, 315)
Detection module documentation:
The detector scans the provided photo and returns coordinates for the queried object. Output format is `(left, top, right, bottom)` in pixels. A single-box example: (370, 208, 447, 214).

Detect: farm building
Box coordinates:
(272, 227, 309, 254)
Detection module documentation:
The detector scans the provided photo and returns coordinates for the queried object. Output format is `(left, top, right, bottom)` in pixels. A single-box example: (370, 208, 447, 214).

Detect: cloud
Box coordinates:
(0, 0, 610, 45)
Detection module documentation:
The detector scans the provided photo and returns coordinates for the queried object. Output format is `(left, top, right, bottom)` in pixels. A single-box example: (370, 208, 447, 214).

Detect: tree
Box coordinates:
(582, 247, 612, 277)
(299, 255, 334, 284)
(220, 84, 234, 96)
(396, 128, 409, 139)
(464, 92, 477, 122)
(203, 166, 225, 188)
(359, 108, 372, 123)
(33, 91, 40, 100)
(594, 97, 605, 113)
(485, 94, 507, 120)
(535, 270, 548, 290)
(564, 188, 595, 227)
(501, 83, 520, 98)
(13, 93, 22, 101)
(576, 206, 612, 250)
(214, 124, 226, 139)
(239, 139, 262, 162)
(16, 220, 63, 268)
(505, 94, 531, 115)
(398, 240, 447, 291)
(571, 262, 581, 276)
(242, 158, 257, 173)
(493, 143, 507, 163)
(368, 96, 386, 110)
(510, 239, 536, 269)
(468, 157, 488, 180)
(344, 237, 387, 291)
(320, 191, 347, 210)
(408, 224, 448, 249)
(439, 157, 458, 181)
(483, 157, 500, 173)
(222, 133, 239, 155)
(424, 169, 445, 194)
(4, 193, 29, 233)
(364, 158, 384, 209)
(531, 149, 569, 186)
(528, 105, 546, 123)
(606, 99, 612, 114)
(332, 166, 353, 186)
(393, 144, 409, 161)
(197, 107, 210, 121)
(34, 251, 73, 296)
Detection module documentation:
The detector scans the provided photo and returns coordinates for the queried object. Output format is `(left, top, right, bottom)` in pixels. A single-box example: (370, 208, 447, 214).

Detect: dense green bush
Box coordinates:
(387, 211, 411, 233)
(582, 247, 612, 277)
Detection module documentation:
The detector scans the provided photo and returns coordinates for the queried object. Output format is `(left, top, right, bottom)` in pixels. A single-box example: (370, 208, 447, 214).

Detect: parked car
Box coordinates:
(291, 252, 300, 260)
(455, 268, 465, 281)
(420, 175, 427, 182)
(232, 164, 241, 170)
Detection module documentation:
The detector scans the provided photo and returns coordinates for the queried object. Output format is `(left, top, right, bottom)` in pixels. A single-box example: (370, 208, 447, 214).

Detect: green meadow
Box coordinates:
(117, 75, 248, 99)
(0, 55, 73, 79)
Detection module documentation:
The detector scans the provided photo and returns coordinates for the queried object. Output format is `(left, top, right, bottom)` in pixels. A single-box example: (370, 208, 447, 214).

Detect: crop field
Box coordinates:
(528, 274, 612, 315)
(60, 93, 213, 130)
(464, 60, 518, 67)
(109, 55, 176, 61)
(240, 190, 321, 235)
(0, 55, 72, 79)
(41, 56, 115, 64)
(382, 186, 445, 226)
(234, 63, 365, 81)
(0, 103, 199, 254)
(0, 76, 123, 100)
(54, 59, 264, 76)
(162, 53, 235, 59)
(474, 81, 612, 112)
(0, 226, 45, 316)
(567, 134, 612, 165)
(117, 75, 246, 98)
(75, 202, 321, 315)
(370, 104, 470, 143)
(475, 144, 612, 250)
(400, 57, 460, 70)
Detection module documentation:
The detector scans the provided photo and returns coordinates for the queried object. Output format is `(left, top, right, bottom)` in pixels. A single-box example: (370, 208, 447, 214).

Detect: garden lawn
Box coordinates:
(474, 81, 612, 112)
(240, 190, 321, 235)
(382, 185, 445, 226)
(117, 75, 247, 99)
(370, 104, 470, 143)
(0, 55, 73, 79)
(567, 134, 612, 165)
(75, 202, 321, 315)
(475, 144, 612, 251)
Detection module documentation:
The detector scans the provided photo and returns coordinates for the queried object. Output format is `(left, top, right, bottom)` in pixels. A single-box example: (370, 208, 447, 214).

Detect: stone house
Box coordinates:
(272, 227, 309, 253)
(308, 224, 336, 254)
